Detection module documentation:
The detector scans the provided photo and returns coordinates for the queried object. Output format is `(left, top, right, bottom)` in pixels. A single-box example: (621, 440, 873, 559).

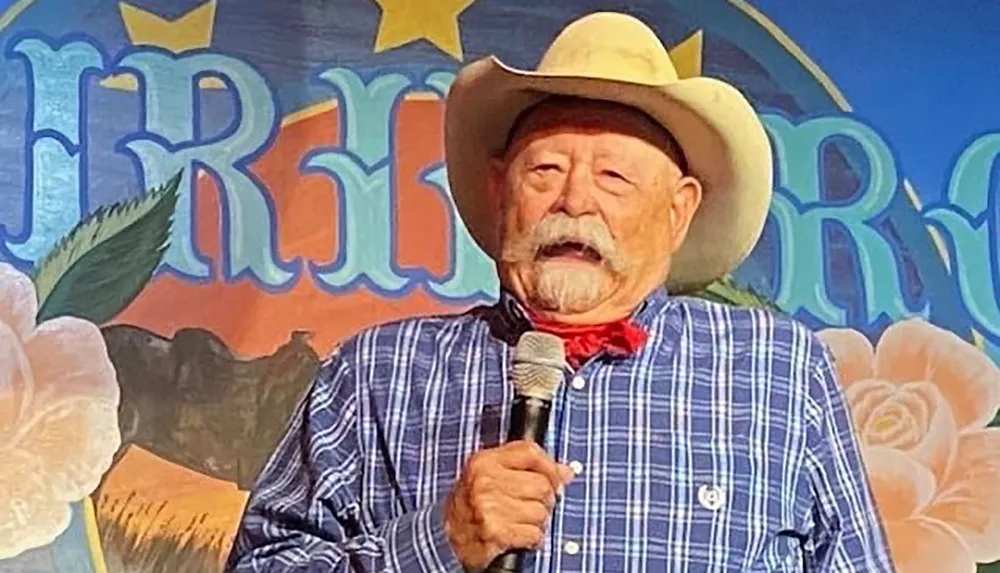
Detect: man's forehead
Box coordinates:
(503, 96, 687, 168)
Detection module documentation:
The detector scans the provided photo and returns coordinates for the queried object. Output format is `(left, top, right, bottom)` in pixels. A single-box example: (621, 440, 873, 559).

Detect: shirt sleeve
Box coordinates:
(804, 347, 897, 572)
(225, 348, 464, 572)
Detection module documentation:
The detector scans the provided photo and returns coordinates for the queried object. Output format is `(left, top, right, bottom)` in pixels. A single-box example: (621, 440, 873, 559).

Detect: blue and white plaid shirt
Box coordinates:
(227, 288, 895, 572)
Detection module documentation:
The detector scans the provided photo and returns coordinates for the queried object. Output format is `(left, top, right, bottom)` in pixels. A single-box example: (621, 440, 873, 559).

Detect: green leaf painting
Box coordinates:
(33, 171, 182, 324)
(688, 276, 781, 312)
(980, 561, 1000, 573)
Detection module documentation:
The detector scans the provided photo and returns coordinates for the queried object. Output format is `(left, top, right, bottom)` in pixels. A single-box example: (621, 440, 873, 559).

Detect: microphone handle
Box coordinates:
(484, 395, 552, 573)
(486, 552, 523, 573)
(506, 394, 552, 445)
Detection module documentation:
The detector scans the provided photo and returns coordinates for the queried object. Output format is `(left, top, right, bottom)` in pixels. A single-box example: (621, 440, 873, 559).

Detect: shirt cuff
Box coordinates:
(385, 500, 464, 572)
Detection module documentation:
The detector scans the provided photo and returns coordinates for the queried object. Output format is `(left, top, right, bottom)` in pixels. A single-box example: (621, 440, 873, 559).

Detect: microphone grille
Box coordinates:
(512, 331, 566, 400)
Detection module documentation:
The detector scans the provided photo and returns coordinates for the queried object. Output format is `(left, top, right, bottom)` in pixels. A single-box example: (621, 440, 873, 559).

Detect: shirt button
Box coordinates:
(564, 540, 580, 555)
(569, 460, 584, 475)
(571, 376, 586, 390)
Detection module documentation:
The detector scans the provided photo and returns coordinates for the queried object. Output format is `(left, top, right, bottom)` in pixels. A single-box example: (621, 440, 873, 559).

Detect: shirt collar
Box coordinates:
(490, 285, 673, 341)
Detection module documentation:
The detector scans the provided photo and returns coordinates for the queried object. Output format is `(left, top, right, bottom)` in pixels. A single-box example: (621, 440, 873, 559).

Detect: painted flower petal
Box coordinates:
(0, 271, 122, 560)
(17, 396, 120, 501)
(816, 327, 875, 388)
(862, 445, 937, 520)
(23, 316, 119, 405)
(874, 318, 1000, 431)
(0, 321, 32, 439)
(848, 381, 957, 483)
(926, 429, 1000, 563)
(0, 449, 72, 560)
(0, 262, 37, 340)
(884, 516, 975, 573)
(846, 380, 896, 437)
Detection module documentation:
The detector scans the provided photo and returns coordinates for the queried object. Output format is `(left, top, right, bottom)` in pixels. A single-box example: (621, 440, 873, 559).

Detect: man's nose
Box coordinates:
(553, 165, 598, 216)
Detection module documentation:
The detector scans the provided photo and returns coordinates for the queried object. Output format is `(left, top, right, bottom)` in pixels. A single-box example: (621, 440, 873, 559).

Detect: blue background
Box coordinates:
(754, 0, 1000, 204)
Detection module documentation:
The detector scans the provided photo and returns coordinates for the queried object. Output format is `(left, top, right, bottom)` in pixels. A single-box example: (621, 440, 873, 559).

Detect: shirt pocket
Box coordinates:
(745, 540, 806, 572)
(684, 436, 807, 571)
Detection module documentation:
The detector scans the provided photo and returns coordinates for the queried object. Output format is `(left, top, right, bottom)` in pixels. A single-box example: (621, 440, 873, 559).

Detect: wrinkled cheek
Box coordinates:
(510, 189, 554, 230)
(620, 221, 672, 272)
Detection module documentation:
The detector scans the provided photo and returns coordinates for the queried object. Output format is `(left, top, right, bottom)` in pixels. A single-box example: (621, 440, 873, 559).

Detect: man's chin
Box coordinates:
(535, 260, 608, 278)
(530, 264, 609, 314)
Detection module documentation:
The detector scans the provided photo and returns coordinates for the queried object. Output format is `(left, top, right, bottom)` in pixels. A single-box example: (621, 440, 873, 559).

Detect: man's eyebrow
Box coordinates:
(501, 99, 689, 174)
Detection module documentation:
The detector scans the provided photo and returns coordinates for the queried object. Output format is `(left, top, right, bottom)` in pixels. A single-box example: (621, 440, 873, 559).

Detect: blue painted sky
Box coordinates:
(751, 0, 1000, 203)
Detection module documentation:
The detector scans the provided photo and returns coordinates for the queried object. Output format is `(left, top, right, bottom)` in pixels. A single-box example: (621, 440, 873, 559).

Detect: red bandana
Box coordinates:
(527, 312, 650, 369)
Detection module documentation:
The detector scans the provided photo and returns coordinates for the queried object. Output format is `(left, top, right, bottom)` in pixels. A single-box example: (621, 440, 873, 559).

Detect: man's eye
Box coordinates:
(532, 163, 561, 172)
(601, 169, 628, 181)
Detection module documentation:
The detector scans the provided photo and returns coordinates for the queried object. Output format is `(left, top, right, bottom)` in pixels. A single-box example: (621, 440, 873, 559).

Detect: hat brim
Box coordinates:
(444, 56, 774, 291)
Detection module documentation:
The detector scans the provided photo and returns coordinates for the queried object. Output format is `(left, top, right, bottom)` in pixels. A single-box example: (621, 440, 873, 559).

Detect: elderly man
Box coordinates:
(227, 11, 894, 573)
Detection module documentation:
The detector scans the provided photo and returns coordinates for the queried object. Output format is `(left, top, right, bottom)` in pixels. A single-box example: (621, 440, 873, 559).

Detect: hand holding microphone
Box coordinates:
(444, 332, 570, 572)
(445, 441, 573, 571)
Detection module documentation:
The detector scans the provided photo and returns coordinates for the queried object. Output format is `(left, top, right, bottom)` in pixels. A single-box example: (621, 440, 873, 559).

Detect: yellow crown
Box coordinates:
(101, 0, 222, 91)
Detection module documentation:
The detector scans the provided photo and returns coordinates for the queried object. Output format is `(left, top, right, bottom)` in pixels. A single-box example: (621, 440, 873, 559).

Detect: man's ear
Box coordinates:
(668, 175, 703, 251)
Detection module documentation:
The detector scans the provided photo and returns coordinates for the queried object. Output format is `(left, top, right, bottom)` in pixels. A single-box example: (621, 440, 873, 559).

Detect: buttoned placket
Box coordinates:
(547, 309, 670, 571)
(549, 360, 599, 571)
(495, 288, 673, 571)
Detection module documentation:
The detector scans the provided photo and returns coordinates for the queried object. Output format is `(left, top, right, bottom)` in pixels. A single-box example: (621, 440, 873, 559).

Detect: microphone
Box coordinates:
(486, 331, 566, 573)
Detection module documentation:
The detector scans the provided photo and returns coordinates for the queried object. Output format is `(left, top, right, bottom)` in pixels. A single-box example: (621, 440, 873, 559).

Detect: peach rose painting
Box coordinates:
(0, 262, 121, 558)
(818, 319, 1000, 573)
(0, 173, 179, 569)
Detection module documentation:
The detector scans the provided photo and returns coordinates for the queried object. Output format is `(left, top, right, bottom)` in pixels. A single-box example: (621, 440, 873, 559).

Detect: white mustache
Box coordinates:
(501, 213, 629, 273)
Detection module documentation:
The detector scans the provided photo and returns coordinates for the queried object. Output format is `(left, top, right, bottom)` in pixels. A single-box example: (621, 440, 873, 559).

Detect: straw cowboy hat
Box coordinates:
(444, 11, 773, 291)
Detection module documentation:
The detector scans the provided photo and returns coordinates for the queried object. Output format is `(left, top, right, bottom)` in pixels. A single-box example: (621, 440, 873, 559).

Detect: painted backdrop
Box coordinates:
(2, 1, 1000, 572)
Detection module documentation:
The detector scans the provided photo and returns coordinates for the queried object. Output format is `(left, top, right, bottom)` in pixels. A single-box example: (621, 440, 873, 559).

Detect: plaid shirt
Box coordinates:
(227, 288, 895, 572)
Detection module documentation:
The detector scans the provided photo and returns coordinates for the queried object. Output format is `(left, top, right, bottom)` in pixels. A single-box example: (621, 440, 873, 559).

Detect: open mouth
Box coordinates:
(538, 241, 603, 263)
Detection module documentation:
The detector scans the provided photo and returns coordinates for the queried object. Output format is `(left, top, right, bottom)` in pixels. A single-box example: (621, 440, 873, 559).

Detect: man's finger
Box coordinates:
(495, 498, 550, 527)
(521, 500, 551, 527)
(496, 470, 558, 507)
(494, 441, 567, 492)
(480, 522, 546, 553)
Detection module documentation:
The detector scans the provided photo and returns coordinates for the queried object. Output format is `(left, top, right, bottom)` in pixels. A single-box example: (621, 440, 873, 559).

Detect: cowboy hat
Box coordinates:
(444, 11, 773, 291)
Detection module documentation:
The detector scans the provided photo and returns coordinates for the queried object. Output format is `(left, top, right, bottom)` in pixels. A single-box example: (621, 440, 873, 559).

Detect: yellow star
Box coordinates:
(372, 0, 476, 61)
(669, 30, 703, 79)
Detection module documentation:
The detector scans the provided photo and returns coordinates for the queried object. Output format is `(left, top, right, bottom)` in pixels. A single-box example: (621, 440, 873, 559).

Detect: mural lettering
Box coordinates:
(925, 132, 1000, 342)
(2, 36, 105, 264)
(303, 68, 412, 293)
(765, 114, 919, 324)
(3, 33, 999, 330)
(119, 49, 295, 288)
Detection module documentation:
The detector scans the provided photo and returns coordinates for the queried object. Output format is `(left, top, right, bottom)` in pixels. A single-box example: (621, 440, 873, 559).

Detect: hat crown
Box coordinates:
(536, 12, 678, 85)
